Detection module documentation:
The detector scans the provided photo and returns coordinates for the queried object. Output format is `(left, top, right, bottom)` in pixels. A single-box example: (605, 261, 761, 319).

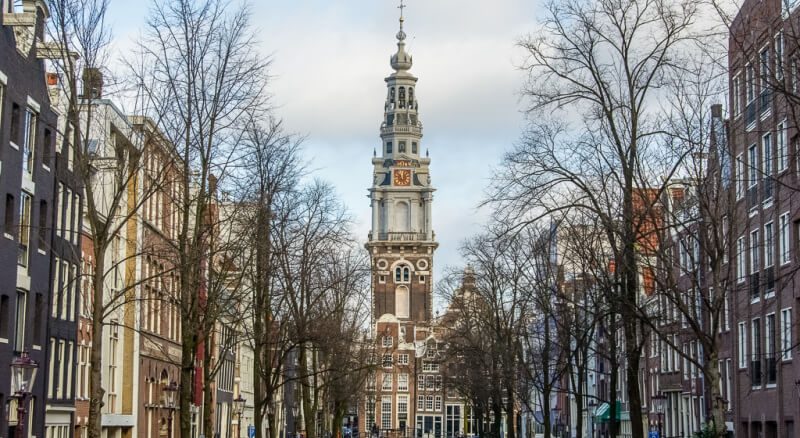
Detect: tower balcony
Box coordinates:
(381, 123, 422, 136)
(370, 232, 434, 242)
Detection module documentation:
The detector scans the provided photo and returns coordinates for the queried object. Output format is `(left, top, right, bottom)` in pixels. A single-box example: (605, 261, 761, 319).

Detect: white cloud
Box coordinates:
(106, 0, 534, 289)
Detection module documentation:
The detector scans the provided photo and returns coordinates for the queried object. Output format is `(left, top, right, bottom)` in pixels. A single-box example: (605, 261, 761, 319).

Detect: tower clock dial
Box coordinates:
(394, 169, 411, 186)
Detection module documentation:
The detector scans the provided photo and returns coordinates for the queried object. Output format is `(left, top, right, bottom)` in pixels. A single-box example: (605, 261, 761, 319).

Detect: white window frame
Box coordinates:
(780, 212, 790, 265)
(782, 307, 793, 361)
(739, 322, 748, 369)
(737, 237, 746, 283)
(765, 222, 774, 268)
(736, 155, 744, 200)
(778, 120, 788, 172)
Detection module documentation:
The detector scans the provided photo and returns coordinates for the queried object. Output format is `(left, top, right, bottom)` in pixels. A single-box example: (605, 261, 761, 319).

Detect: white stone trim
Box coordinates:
(27, 95, 40, 112)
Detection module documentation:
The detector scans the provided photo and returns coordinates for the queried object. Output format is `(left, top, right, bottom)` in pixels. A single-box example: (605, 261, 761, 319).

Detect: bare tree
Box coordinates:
(490, 1, 700, 436)
(131, 0, 271, 436)
(44, 2, 173, 438)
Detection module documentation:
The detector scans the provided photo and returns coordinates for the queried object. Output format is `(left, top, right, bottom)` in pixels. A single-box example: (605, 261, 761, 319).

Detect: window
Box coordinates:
(38, 200, 47, 251)
(776, 32, 784, 80)
(733, 74, 741, 116)
(383, 336, 393, 348)
(737, 237, 746, 283)
(782, 307, 793, 360)
(107, 321, 119, 412)
(412, 142, 418, 154)
(426, 396, 433, 411)
(0, 294, 9, 340)
(33, 293, 42, 346)
(398, 374, 409, 391)
(22, 108, 37, 175)
(381, 396, 392, 430)
(10, 103, 20, 145)
(386, 142, 393, 154)
(417, 375, 424, 390)
(382, 354, 393, 368)
(766, 313, 776, 385)
(778, 121, 788, 171)
(739, 322, 747, 368)
(0, 80, 5, 130)
(4, 194, 13, 236)
(395, 265, 411, 284)
(752, 317, 762, 387)
(382, 374, 393, 391)
(780, 214, 790, 265)
(724, 292, 730, 332)
(746, 63, 755, 103)
(434, 396, 442, 411)
(17, 192, 31, 268)
(736, 155, 744, 200)
(417, 395, 424, 411)
(748, 144, 758, 188)
(398, 354, 409, 365)
(42, 128, 51, 169)
(760, 47, 770, 90)
(751, 230, 760, 273)
(14, 290, 26, 352)
(763, 133, 773, 200)
(399, 141, 406, 153)
(55, 183, 63, 237)
(765, 222, 774, 268)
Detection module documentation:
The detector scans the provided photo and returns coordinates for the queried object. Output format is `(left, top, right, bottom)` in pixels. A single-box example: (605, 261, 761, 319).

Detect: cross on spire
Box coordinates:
(398, 0, 406, 20)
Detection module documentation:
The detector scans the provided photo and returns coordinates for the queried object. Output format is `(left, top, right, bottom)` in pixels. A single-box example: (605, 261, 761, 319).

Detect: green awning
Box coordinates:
(595, 401, 623, 422)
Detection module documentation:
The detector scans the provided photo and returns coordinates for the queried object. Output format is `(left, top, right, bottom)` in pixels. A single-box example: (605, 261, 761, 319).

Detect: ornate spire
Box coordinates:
(397, 0, 407, 42)
(391, 0, 412, 71)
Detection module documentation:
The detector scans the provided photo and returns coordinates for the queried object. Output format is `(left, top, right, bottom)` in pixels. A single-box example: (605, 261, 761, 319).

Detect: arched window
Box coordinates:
(399, 87, 406, 108)
(395, 264, 411, 284)
(408, 88, 415, 106)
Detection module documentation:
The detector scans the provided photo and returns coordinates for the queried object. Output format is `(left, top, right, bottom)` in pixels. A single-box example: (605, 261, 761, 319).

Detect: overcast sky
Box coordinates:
(109, 0, 536, 289)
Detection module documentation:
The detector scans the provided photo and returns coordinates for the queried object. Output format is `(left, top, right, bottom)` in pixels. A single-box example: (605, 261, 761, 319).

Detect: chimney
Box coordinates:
(82, 68, 103, 99)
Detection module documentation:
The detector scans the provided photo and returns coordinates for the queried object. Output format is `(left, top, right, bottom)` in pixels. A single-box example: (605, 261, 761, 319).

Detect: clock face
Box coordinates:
(394, 169, 411, 186)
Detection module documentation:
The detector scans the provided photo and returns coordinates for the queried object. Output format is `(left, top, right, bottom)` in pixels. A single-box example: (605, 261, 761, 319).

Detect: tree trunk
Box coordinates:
(87, 246, 107, 438)
(705, 348, 727, 438)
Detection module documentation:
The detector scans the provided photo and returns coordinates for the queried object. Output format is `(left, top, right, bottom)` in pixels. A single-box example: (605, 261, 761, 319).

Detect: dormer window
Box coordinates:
(395, 265, 411, 283)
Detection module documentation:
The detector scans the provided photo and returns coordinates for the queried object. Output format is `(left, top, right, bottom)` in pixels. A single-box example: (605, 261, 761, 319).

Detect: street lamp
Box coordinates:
(651, 394, 667, 438)
(234, 394, 247, 438)
(162, 381, 179, 438)
(10, 351, 38, 438)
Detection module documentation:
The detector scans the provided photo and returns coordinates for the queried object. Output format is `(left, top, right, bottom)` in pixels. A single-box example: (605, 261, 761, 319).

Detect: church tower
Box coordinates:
(367, 6, 438, 324)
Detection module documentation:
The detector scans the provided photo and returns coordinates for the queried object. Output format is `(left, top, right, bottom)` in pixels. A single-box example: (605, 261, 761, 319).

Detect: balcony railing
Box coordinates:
(376, 232, 428, 242)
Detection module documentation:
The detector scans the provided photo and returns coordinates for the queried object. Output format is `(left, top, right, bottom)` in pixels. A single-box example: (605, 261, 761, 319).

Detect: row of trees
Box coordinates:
(438, 0, 780, 438)
(44, 1, 374, 438)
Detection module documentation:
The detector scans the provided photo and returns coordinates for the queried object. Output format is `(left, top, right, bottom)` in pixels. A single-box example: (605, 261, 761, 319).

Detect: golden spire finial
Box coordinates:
(396, 0, 407, 41)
